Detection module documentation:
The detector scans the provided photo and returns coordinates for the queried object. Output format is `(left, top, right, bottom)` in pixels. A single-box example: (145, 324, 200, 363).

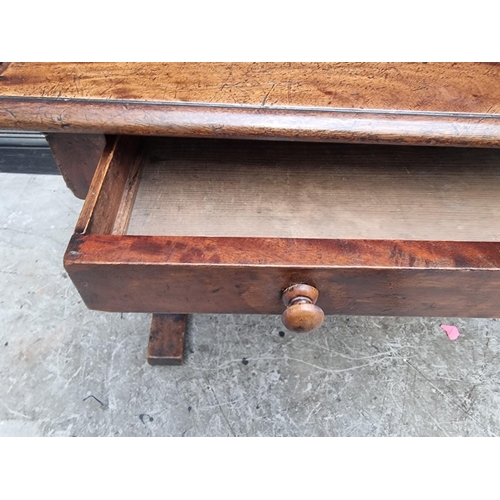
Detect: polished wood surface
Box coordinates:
(282, 303, 325, 333)
(65, 234, 500, 318)
(281, 284, 324, 333)
(127, 137, 500, 241)
(1, 63, 500, 147)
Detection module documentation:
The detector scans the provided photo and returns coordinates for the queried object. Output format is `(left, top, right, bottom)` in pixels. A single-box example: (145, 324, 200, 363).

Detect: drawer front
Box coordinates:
(66, 234, 500, 317)
(64, 135, 500, 319)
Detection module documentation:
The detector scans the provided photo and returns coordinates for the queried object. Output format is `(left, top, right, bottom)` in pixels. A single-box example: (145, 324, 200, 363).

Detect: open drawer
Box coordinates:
(65, 135, 500, 328)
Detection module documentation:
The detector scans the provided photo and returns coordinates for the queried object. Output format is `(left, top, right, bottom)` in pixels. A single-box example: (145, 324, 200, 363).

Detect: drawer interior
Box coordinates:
(117, 137, 500, 241)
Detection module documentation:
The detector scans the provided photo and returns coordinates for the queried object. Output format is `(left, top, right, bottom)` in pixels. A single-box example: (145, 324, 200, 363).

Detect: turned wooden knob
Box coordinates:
(281, 284, 324, 333)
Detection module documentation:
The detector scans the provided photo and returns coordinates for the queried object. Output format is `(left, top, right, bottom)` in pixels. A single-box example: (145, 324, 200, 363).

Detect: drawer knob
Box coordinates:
(281, 284, 324, 333)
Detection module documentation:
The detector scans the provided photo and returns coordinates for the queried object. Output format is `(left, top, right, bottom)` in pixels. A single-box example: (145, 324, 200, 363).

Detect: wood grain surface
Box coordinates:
(65, 234, 500, 317)
(2, 63, 500, 114)
(127, 138, 500, 241)
(2, 63, 500, 147)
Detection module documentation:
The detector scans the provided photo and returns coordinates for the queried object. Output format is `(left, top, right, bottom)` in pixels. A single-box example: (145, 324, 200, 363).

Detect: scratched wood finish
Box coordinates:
(64, 234, 500, 317)
(127, 138, 500, 241)
(2, 63, 500, 113)
(45, 133, 105, 199)
(1, 63, 500, 147)
(147, 314, 186, 365)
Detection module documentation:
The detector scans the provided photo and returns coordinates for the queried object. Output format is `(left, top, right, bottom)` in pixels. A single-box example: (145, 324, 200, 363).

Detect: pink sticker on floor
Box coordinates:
(440, 325, 460, 340)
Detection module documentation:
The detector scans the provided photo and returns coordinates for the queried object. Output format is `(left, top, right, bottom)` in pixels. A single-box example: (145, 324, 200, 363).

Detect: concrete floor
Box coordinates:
(1, 172, 500, 436)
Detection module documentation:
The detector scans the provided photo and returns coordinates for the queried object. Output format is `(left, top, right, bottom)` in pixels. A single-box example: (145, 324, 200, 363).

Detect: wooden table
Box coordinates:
(2, 62, 500, 364)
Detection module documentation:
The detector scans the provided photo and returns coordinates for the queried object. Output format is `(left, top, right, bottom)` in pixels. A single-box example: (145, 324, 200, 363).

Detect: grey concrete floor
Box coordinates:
(1, 172, 500, 437)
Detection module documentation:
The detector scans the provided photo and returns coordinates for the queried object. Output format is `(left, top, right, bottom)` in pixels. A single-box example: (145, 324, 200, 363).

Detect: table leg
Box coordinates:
(147, 314, 187, 365)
